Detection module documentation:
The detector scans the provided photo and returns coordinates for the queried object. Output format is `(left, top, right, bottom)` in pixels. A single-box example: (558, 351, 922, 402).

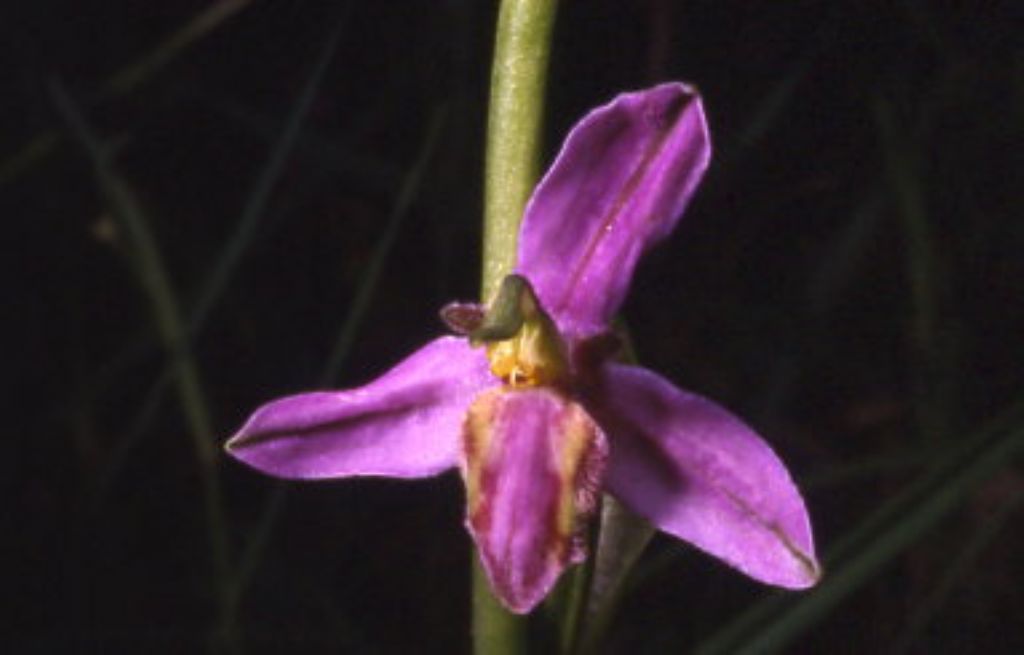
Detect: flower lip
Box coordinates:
(462, 386, 608, 613)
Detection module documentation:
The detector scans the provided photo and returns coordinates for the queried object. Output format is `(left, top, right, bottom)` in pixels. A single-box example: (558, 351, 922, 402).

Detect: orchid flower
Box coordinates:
(226, 83, 820, 613)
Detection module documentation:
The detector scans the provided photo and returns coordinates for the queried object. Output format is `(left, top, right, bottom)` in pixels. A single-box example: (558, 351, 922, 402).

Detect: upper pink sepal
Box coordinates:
(461, 387, 608, 613)
(226, 337, 492, 479)
(517, 82, 710, 338)
(594, 364, 820, 588)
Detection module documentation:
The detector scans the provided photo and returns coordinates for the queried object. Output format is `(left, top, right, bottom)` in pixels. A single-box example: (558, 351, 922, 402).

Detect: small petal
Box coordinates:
(462, 387, 607, 613)
(517, 83, 710, 336)
(226, 337, 492, 479)
(439, 301, 485, 335)
(593, 365, 820, 588)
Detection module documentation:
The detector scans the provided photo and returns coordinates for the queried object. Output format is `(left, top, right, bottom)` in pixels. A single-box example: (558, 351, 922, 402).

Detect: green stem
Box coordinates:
(475, 0, 558, 653)
(481, 0, 559, 299)
(571, 326, 649, 654)
(472, 559, 525, 655)
(575, 497, 653, 654)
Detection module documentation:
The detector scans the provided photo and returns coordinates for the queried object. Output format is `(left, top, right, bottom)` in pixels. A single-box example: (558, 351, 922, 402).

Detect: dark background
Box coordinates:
(6, 1, 1022, 653)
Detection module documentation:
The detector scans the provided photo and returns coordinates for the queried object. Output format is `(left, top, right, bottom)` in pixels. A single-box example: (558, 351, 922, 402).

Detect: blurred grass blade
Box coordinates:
(45, 4, 346, 417)
(103, 0, 252, 98)
(50, 80, 235, 645)
(321, 105, 447, 383)
(209, 95, 402, 196)
(77, 8, 351, 460)
(892, 487, 1024, 654)
(229, 102, 446, 614)
(0, 0, 251, 186)
(875, 96, 951, 443)
(728, 59, 809, 160)
(90, 370, 173, 507)
(575, 496, 654, 654)
(805, 187, 885, 317)
(189, 7, 350, 334)
(802, 447, 935, 491)
(714, 19, 837, 179)
(49, 80, 217, 465)
(696, 397, 1024, 655)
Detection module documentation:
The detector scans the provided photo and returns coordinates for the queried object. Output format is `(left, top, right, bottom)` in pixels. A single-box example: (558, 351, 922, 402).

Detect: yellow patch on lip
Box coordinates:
(553, 401, 603, 547)
(461, 389, 499, 518)
(460, 386, 607, 585)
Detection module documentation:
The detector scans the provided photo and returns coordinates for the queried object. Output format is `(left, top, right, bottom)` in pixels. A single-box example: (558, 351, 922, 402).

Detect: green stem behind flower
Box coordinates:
(481, 0, 559, 299)
(476, 0, 559, 653)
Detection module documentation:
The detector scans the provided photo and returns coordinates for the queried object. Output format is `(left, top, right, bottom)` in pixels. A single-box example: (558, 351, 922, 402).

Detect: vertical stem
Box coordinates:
(472, 558, 525, 655)
(481, 0, 559, 298)
(475, 1, 558, 653)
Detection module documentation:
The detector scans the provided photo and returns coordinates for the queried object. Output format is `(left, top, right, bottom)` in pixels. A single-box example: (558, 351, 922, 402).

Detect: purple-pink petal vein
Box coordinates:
(593, 364, 820, 588)
(517, 82, 710, 337)
(226, 337, 491, 479)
